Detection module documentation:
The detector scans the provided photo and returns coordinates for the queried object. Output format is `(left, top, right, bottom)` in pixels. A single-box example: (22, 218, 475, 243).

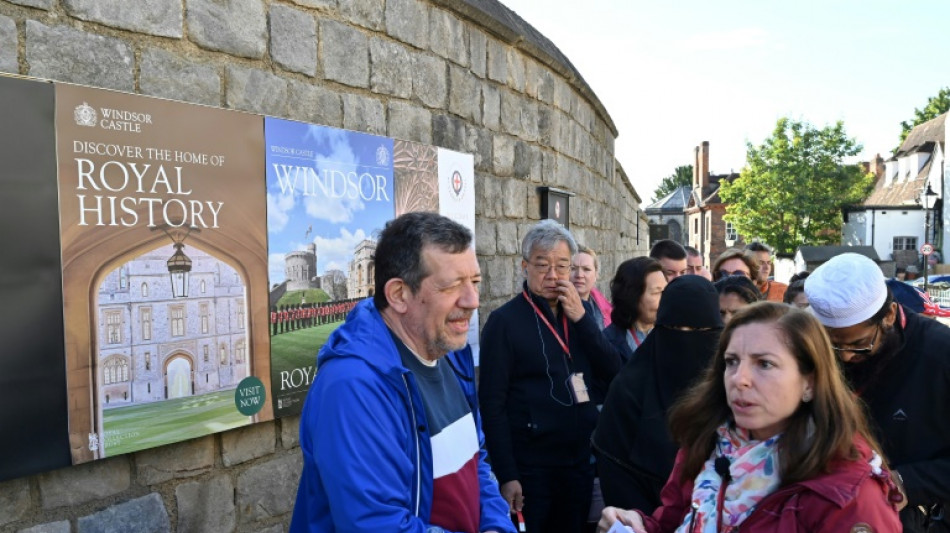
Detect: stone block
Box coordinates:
(448, 65, 481, 123)
(342, 93, 385, 135)
(292, 0, 335, 8)
(477, 174, 501, 218)
(39, 457, 130, 510)
(486, 39, 507, 84)
(320, 20, 369, 88)
(492, 135, 514, 177)
(411, 52, 447, 109)
(77, 493, 169, 533)
(553, 77, 572, 111)
(500, 90, 524, 138)
(236, 454, 303, 521)
(287, 80, 342, 126)
(6, 0, 51, 9)
(26, 21, 133, 91)
(0, 16, 16, 74)
(135, 435, 214, 485)
(385, 0, 428, 49)
(176, 475, 235, 533)
(187, 0, 266, 59)
(481, 83, 500, 132)
(486, 256, 515, 299)
(227, 66, 288, 116)
(474, 220, 496, 256)
(221, 420, 277, 467)
(503, 179, 526, 218)
(520, 99, 539, 143)
(270, 4, 316, 76)
(64, 0, 182, 38)
(140, 48, 220, 106)
(254, 525, 284, 533)
(496, 220, 520, 256)
(537, 107, 558, 148)
(429, 8, 467, 67)
(513, 141, 537, 180)
(469, 28, 487, 78)
(388, 100, 432, 144)
(471, 126, 492, 174)
(340, 0, 384, 30)
(432, 113, 465, 153)
(18, 521, 70, 533)
(370, 37, 411, 98)
(506, 49, 525, 92)
(280, 414, 300, 449)
(0, 477, 30, 526)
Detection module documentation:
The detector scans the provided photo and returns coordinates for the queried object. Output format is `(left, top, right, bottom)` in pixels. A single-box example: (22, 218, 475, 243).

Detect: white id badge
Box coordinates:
(569, 372, 589, 404)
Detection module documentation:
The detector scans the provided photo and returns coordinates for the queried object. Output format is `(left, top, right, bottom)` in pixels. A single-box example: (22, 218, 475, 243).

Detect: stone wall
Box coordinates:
(0, 0, 647, 531)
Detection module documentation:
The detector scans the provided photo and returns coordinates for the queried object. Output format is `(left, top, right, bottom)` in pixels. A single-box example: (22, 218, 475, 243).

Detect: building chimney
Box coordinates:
(693, 146, 700, 188)
(699, 141, 710, 189)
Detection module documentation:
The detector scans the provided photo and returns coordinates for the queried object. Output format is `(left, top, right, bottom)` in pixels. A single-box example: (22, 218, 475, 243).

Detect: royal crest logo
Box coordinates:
(375, 145, 390, 166)
(450, 170, 465, 200)
(74, 102, 97, 127)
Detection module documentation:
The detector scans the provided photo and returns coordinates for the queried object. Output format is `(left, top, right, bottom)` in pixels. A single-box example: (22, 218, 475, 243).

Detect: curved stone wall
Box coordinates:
(0, 0, 648, 530)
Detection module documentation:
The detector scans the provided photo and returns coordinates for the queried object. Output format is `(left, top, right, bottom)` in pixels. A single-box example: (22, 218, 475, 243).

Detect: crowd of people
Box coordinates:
(289, 214, 949, 533)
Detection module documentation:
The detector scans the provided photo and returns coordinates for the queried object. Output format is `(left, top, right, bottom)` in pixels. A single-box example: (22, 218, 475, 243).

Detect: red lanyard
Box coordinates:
(629, 327, 644, 347)
(522, 290, 571, 360)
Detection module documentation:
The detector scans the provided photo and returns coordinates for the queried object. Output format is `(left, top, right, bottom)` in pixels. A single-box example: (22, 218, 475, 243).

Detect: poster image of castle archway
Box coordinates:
(265, 118, 395, 417)
(55, 83, 272, 464)
(94, 244, 253, 457)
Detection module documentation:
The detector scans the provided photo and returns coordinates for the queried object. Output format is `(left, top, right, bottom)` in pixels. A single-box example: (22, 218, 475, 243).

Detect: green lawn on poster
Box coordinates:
(101, 390, 250, 457)
(269, 320, 342, 377)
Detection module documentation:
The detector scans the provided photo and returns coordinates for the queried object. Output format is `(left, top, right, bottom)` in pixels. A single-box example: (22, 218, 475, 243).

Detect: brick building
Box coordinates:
(686, 141, 741, 268)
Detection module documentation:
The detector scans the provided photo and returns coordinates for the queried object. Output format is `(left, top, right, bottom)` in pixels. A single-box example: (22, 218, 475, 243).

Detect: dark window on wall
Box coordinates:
(893, 236, 918, 251)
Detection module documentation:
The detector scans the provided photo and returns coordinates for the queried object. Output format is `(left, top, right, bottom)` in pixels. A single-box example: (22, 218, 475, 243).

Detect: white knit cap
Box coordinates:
(804, 253, 887, 328)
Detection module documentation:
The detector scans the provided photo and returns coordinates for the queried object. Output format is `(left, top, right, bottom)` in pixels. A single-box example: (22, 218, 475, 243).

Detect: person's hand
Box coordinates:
(890, 470, 909, 512)
(556, 279, 586, 322)
(500, 480, 523, 513)
(598, 506, 646, 533)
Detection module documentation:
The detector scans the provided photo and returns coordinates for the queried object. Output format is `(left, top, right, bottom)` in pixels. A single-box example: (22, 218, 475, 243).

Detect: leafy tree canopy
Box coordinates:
(898, 87, 950, 150)
(651, 164, 693, 202)
(718, 118, 874, 255)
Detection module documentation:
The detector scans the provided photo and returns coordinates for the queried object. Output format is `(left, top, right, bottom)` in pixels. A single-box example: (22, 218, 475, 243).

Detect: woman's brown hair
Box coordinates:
(668, 301, 884, 485)
(712, 248, 760, 281)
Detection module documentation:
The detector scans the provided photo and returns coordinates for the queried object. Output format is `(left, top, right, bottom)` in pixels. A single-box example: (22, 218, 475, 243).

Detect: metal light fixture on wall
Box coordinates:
(153, 225, 200, 298)
(921, 183, 938, 295)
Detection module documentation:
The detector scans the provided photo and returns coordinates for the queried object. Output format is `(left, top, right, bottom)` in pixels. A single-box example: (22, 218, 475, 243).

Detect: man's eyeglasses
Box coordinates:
(718, 269, 750, 278)
(831, 327, 880, 356)
(529, 262, 571, 276)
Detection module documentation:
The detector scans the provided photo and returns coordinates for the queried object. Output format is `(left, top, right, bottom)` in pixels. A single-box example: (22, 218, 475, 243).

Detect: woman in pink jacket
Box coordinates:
(599, 302, 903, 533)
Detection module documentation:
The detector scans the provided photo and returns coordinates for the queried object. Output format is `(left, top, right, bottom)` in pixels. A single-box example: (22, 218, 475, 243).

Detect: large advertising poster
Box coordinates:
(265, 118, 395, 417)
(55, 84, 272, 464)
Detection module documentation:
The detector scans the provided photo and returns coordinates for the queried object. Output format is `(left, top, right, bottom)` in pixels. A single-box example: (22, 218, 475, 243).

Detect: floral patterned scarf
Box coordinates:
(675, 423, 782, 533)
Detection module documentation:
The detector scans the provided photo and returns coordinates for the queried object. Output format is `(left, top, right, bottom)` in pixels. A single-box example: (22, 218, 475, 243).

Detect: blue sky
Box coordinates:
(501, 1, 950, 201)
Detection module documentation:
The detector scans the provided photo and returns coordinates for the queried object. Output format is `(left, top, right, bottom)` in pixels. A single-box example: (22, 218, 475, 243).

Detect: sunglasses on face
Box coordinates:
(718, 270, 750, 278)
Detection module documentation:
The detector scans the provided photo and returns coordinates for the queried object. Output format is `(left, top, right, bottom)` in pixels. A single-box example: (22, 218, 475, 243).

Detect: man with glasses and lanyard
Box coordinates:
(806, 253, 950, 532)
(479, 219, 621, 533)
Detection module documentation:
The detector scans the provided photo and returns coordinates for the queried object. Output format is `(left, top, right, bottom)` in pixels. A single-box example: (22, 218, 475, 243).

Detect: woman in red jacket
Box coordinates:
(598, 302, 903, 533)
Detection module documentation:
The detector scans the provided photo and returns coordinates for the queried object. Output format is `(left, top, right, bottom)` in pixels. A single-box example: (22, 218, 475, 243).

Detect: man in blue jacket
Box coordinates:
(290, 212, 514, 533)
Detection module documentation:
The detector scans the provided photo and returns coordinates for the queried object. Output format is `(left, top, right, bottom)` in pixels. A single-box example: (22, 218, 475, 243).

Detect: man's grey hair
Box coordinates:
(521, 219, 577, 260)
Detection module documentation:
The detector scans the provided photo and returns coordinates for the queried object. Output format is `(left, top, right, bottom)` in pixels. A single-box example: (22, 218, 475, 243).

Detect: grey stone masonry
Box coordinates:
(5, 0, 51, 9)
(17, 522, 70, 533)
(291, 0, 335, 8)
(492, 134, 514, 177)
(370, 36, 412, 98)
(342, 93, 386, 135)
(475, 220, 496, 255)
(236, 453, 302, 522)
(0, 477, 30, 526)
(448, 65, 481, 123)
(482, 83, 500, 131)
(486, 38, 507, 83)
(340, 0, 385, 31)
(469, 28, 487, 78)
(320, 20, 369, 88)
(226, 65, 289, 117)
(429, 8, 467, 67)
(176, 475, 236, 533)
(77, 493, 170, 533)
(220, 420, 277, 467)
(140, 48, 220, 106)
(135, 435, 214, 486)
(186, 0, 266, 59)
(506, 48, 525, 92)
(63, 0, 182, 38)
(385, 0, 428, 49)
(287, 79, 342, 126)
(279, 415, 300, 449)
(412, 52, 447, 108)
(0, 15, 15, 74)
(38, 457, 130, 510)
(270, 4, 317, 76)
(26, 21, 134, 91)
(388, 100, 432, 144)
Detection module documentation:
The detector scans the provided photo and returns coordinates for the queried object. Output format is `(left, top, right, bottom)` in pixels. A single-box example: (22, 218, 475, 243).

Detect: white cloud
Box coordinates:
(312, 227, 370, 276)
(267, 192, 295, 233)
(268, 252, 286, 285)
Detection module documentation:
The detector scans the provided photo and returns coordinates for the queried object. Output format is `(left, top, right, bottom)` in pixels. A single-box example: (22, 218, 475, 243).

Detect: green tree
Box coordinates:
(719, 118, 874, 255)
(898, 87, 950, 149)
(651, 164, 693, 202)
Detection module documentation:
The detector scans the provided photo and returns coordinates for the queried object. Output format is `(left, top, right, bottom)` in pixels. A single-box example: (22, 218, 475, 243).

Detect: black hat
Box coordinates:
(655, 275, 724, 329)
